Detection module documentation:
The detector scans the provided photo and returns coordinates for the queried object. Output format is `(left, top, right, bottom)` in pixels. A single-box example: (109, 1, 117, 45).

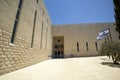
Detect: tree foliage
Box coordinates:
(99, 41, 120, 64)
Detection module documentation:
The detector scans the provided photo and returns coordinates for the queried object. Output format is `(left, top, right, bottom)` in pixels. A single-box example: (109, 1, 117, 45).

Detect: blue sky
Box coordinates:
(44, 0, 115, 24)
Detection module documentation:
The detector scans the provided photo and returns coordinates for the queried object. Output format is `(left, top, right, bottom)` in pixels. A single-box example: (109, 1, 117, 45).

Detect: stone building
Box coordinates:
(0, 0, 52, 75)
(52, 23, 118, 58)
(0, 0, 119, 76)
(113, 0, 120, 38)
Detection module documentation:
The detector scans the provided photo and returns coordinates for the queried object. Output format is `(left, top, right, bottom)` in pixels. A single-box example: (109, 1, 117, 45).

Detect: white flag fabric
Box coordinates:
(96, 35, 105, 40)
(96, 28, 109, 40)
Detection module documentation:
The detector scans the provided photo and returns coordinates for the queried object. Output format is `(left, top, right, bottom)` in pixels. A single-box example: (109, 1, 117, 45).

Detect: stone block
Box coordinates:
(2, 34, 9, 39)
(1, 65, 6, 69)
(2, 31, 9, 36)
(7, 54, 12, 58)
(0, 48, 3, 55)
(0, 70, 5, 75)
(0, 54, 7, 58)
(1, 37, 8, 42)
(4, 58, 9, 61)
(0, 40, 3, 44)
(0, 0, 52, 76)
(5, 61, 10, 65)
(0, 44, 4, 48)
(0, 58, 4, 62)
(3, 41, 9, 45)
(3, 48, 8, 52)
(4, 51, 9, 54)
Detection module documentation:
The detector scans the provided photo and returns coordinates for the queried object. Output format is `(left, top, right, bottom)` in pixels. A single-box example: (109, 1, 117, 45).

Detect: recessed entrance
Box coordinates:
(53, 36, 64, 58)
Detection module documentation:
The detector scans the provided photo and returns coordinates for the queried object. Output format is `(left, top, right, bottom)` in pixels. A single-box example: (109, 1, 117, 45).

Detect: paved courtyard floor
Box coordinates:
(0, 56, 120, 80)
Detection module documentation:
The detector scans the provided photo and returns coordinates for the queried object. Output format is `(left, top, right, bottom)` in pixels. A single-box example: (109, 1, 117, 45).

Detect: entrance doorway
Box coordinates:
(53, 36, 64, 58)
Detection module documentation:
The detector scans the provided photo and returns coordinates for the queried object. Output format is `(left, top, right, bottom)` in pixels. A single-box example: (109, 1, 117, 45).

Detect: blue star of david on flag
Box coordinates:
(96, 28, 109, 40)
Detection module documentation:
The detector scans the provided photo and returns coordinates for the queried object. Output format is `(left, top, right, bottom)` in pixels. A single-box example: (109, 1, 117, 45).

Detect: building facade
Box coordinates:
(0, 0, 52, 76)
(0, 0, 119, 76)
(52, 23, 119, 58)
(113, 0, 120, 38)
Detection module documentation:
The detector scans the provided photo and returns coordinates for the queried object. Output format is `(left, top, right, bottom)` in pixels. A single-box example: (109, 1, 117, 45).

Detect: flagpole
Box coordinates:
(107, 34, 109, 42)
(105, 36, 107, 43)
(108, 27, 113, 42)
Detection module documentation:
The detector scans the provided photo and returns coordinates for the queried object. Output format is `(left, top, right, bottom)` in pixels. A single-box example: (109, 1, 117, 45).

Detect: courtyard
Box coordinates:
(0, 56, 120, 80)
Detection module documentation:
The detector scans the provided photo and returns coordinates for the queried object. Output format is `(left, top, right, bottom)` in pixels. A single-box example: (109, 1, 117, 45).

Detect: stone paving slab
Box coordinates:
(0, 56, 120, 80)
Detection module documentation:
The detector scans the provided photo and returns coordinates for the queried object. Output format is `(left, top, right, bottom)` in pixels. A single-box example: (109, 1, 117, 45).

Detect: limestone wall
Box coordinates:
(0, 0, 52, 76)
(52, 23, 119, 57)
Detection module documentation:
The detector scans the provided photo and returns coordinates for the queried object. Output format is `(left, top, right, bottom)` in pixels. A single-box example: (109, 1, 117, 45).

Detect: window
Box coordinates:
(55, 51, 57, 54)
(58, 51, 60, 54)
(43, 10, 45, 16)
(86, 42, 89, 51)
(16, 10, 20, 19)
(46, 28, 48, 49)
(18, 0, 23, 9)
(61, 45, 63, 48)
(47, 19, 49, 22)
(55, 45, 57, 48)
(95, 42, 98, 51)
(31, 10, 37, 48)
(11, 0, 23, 43)
(40, 21, 44, 49)
(105, 37, 107, 43)
(36, 0, 39, 3)
(77, 42, 79, 52)
(107, 35, 109, 42)
(57, 45, 61, 48)
(57, 39, 60, 42)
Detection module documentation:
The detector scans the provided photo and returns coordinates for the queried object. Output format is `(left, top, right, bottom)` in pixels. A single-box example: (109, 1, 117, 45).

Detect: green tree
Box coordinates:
(99, 41, 120, 64)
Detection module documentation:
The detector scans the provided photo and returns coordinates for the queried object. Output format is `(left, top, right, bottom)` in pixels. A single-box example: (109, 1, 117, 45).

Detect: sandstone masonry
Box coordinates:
(0, 0, 52, 76)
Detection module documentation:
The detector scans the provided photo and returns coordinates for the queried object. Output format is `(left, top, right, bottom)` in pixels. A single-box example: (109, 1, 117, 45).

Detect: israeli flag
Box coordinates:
(96, 28, 109, 40)
(99, 29, 109, 36)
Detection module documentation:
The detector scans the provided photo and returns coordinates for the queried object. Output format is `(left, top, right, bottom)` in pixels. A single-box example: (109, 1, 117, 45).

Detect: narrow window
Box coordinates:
(105, 37, 107, 43)
(55, 51, 57, 58)
(47, 19, 49, 23)
(36, 0, 39, 3)
(119, 35, 120, 39)
(43, 10, 45, 16)
(107, 35, 109, 42)
(77, 42, 79, 52)
(95, 42, 98, 51)
(31, 10, 37, 48)
(40, 21, 44, 49)
(16, 10, 20, 19)
(46, 28, 48, 49)
(55, 51, 57, 54)
(86, 42, 89, 51)
(55, 45, 57, 48)
(58, 51, 60, 58)
(18, 0, 23, 9)
(61, 45, 63, 48)
(11, 0, 23, 43)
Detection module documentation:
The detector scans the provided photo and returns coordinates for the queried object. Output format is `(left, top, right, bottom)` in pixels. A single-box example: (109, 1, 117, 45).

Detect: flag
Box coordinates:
(96, 28, 109, 40)
(99, 29, 109, 36)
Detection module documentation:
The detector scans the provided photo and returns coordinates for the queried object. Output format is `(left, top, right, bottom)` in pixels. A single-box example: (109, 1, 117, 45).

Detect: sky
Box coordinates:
(44, 0, 115, 25)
